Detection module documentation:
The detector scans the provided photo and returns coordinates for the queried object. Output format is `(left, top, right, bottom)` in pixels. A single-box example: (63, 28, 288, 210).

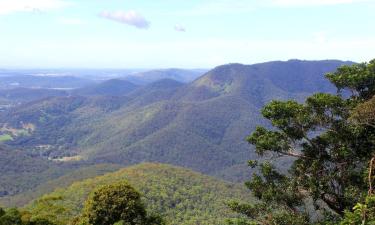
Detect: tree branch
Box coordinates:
(277, 148, 312, 159)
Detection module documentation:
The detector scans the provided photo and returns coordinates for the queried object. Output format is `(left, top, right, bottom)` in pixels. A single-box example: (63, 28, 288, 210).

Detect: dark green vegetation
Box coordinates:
(0, 144, 121, 199)
(351, 95, 375, 126)
(230, 60, 375, 224)
(25, 163, 252, 225)
(0, 60, 353, 200)
(75, 182, 164, 225)
(0, 146, 69, 197)
(0, 207, 55, 225)
(0, 162, 121, 206)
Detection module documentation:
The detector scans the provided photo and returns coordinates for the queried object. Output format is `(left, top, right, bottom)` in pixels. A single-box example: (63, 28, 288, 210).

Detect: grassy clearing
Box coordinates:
(0, 134, 13, 142)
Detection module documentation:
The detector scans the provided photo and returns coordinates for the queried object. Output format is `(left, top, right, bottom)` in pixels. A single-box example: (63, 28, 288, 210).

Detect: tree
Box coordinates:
(0, 208, 23, 225)
(0, 207, 55, 225)
(76, 182, 164, 225)
(230, 60, 375, 224)
(340, 195, 375, 225)
(351, 95, 375, 127)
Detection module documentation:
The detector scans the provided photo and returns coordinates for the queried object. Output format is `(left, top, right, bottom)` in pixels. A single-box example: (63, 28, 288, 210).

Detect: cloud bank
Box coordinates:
(99, 10, 150, 29)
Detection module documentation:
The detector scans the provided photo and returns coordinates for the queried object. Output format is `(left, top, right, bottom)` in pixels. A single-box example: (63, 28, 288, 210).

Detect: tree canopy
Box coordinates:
(73, 182, 164, 225)
(229, 59, 375, 224)
(0, 207, 55, 225)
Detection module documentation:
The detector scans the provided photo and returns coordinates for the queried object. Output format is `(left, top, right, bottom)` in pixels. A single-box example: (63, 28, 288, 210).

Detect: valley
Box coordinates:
(0, 60, 352, 205)
(1, 1, 373, 223)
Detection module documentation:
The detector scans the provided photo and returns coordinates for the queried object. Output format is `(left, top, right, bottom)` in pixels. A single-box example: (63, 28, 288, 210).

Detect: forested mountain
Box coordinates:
(0, 60, 353, 199)
(0, 88, 68, 103)
(125, 68, 207, 84)
(25, 163, 252, 225)
(0, 163, 122, 207)
(0, 146, 77, 197)
(73, 79, 139, 96)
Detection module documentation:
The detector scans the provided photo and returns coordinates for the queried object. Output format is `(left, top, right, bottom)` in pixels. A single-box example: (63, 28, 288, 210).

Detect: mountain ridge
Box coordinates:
(0, 60, 354, 199)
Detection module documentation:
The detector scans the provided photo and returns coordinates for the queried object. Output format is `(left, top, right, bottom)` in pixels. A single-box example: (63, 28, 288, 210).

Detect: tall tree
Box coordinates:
(74, 182, 164, 225)
(229, 60, 375, 224)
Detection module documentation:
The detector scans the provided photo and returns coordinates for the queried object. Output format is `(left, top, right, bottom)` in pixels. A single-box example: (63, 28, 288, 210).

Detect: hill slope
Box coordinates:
(26, 163, 252, 225)
(0, 88, 68, 103)
(0, 60, 353, 188)
(0, 75, 94, 89)
(125, 68, 207, 84)
(80, 60, 352, 178)
(0, 163, 122, 207)
(73, 79, 139, 96)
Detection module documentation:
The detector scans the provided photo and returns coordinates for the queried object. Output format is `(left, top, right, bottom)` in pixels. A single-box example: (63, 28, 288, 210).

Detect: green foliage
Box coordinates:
(326, 59, 375, 100)
(233, 59, 375, 224)
(340, 195, 375, 225)
(0, 208, 23, 225)
(0, 207, 55, 225)
(351, 95, 375, 127)
(27, 163, 251, 225)
(79, 182, 153, 225)
(0, 146, 73, 198)
(0, 164, 121, 207)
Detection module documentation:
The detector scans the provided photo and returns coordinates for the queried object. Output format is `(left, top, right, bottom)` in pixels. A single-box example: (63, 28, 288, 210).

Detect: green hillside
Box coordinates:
(0, 163, 121, 207)
(0, 146, 69, 197)
(0, 60, 353, 198)
(0, 87, 68, 103)
(73, 79, 139, 96)
(26, 163, 253, 225)
(125, 69, 206, 84)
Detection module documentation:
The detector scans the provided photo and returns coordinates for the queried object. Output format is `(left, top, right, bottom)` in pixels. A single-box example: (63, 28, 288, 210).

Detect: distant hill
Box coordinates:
(125, 68, 207, 84)
(0, 60, 354, 196)
(0, 163, 121, 207)
(0, 95, 130, 158)
(73, 79, 139, 96)
(0, 75, 94, 89)
(0, 88, 68, 103)
(26, 163, 252, 225)
(81, 60, 352, 178)
(124, 79, 184, 107)
(0, 146, 81, 198)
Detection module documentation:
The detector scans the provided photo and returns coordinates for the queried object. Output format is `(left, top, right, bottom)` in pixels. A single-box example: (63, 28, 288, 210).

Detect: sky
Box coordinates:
(0, 0, 374, 69)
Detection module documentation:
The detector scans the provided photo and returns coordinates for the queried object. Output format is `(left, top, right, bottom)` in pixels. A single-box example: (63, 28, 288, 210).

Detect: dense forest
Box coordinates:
(0, 60, 374, 224)
(0, 60, 351, 198)
(1, 163, 252, 224)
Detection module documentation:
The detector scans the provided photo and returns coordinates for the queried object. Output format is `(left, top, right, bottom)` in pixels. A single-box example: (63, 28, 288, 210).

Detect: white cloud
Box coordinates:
(174, 24, 186, 32)
(270, 0, 370, 7)
(99, 10, 150, 29)
(0, 0, 71, 15)
(58, 17, 85, 25)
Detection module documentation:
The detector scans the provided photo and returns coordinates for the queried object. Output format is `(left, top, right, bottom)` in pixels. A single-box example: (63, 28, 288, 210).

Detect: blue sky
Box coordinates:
(0, 0, 374, 68)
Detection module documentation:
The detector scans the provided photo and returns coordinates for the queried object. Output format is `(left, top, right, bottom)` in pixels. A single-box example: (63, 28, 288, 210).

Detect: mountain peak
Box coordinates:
(74, 79, 139, 96)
